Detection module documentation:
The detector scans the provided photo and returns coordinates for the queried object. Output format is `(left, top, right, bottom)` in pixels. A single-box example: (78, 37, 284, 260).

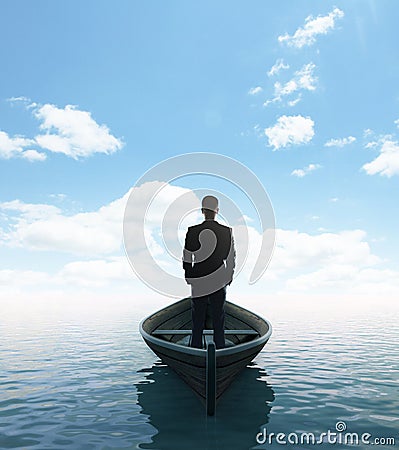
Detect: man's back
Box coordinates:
(184, 220, 233, 278)
(183, 219, 235, 298)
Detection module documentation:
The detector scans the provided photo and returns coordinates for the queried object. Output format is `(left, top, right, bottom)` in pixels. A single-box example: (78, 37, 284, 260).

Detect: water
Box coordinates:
(1, 300, 398, 449)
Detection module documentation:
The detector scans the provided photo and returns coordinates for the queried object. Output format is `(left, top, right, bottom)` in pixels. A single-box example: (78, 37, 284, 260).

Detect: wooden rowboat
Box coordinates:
(139, 297, 272, 415)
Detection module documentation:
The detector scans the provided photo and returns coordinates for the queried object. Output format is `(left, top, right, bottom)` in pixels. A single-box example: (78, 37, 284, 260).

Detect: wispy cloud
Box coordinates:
(264, 63, 317, 106)
(363, 138, 399, 177)
(291, 163, 321, 177)
(324, 135, 356, 147)
(248, 86, 263, 95)
(7, 96, 37, 109)
(363, 128, 374, 138)
(287, 96, 302, 107)
(0, 131, 46, 161)
(278, 7, 344, 48)
(7, 96, 31, 104)
(267, 59, 290, 77)
(264, 115, 315, 150)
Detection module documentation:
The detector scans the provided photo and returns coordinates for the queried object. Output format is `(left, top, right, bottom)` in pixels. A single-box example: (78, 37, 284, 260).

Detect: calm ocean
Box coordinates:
(1, 298, 398, 450)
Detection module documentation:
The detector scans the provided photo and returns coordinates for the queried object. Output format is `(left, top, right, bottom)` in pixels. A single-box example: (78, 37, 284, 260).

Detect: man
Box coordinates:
(182, 195, 235, 349)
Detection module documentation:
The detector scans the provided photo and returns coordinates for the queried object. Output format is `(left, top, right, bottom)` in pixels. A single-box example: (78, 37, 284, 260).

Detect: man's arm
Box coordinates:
(226, 229, 236, 285)
(182, 228, 194, 283)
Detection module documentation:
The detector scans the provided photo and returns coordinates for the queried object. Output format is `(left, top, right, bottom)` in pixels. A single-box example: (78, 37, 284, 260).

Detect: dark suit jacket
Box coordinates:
(182, 220, 235, 288)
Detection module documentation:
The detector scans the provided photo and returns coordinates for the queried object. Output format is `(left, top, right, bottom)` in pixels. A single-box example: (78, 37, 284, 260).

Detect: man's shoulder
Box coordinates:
(212, 221, 232, 235)
(186, 224, 201, 232)
(215, 221, 231, 231)
(185, 224, 202, 238)
(186, 221, 232, 234)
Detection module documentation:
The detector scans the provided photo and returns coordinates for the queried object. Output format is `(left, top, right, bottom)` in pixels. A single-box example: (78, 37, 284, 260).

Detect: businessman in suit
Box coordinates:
(182, 196, 235, 349)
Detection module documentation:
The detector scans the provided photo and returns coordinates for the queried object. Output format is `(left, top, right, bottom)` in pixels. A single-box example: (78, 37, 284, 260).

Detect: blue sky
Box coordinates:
(1, 1, 399, 308)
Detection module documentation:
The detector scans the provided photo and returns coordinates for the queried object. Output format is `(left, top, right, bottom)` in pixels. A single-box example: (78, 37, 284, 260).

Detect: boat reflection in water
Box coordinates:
(136, 361, 275, 450)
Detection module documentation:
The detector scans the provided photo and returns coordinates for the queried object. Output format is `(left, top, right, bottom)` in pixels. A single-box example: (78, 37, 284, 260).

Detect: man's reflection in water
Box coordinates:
(136, 362, 275, 450)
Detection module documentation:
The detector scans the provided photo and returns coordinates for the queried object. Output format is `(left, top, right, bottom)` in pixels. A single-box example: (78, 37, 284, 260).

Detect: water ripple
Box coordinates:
(1, 307, 398, 449)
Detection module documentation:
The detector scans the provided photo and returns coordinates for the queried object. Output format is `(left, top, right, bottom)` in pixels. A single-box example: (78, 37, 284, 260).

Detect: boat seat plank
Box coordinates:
(153, 329, 258, 336)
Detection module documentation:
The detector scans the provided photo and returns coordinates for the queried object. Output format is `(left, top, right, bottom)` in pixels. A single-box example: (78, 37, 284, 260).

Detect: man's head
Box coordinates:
(201, 195, 219, 220)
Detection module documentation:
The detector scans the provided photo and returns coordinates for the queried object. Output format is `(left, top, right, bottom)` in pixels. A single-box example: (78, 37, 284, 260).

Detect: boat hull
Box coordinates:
(140, 297, 272, 405)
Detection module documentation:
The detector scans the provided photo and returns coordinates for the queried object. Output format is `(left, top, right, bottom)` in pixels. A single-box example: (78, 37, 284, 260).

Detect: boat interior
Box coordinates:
(144, 298, 267, 349)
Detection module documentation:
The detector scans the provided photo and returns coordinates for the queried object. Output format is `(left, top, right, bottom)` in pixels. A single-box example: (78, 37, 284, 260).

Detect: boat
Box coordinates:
(139, 297, 272, 415)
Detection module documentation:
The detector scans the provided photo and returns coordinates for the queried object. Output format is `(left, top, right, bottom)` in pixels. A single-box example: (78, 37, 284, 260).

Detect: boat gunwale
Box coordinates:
(139, 298, 272, 357)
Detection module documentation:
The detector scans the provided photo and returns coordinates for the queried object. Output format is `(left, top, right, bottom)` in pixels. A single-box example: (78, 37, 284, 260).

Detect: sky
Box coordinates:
(1, 0, 399, 313)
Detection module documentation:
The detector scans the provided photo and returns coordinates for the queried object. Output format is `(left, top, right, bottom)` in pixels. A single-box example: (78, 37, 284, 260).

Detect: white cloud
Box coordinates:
(264, 63, 317, 106)
(324, 136, 356, 147)
(349, 268, 399, 296)
(241, 227, 398, 296)
(0, 256, 136, 294)
(272, 228, 380, 273)
(230, 224, 399, 298)
(0, 199, 61, 220)
(21, 149, 47, 161)
(248, 86, 263, 95)
(267, 59, 290, 77)
(363, 138, 399, 177)
(0, 268, 51, 286)
(0, 182, 197, 258)
(264, 115, 315, 150)
(291, 163, 321, 177)
(34, 104, 123, 159)
(278, 7, 344, 48)
(59, 257, 135, 288)
(0, 130, 46, 161)
(286, 264, 357, 291)
(0, 183, 199, 297)
(0, 194, 127, 255)
(1, 187, 399, 302)
(285, 265, 399, 296)
(1, 100, 123, 161)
